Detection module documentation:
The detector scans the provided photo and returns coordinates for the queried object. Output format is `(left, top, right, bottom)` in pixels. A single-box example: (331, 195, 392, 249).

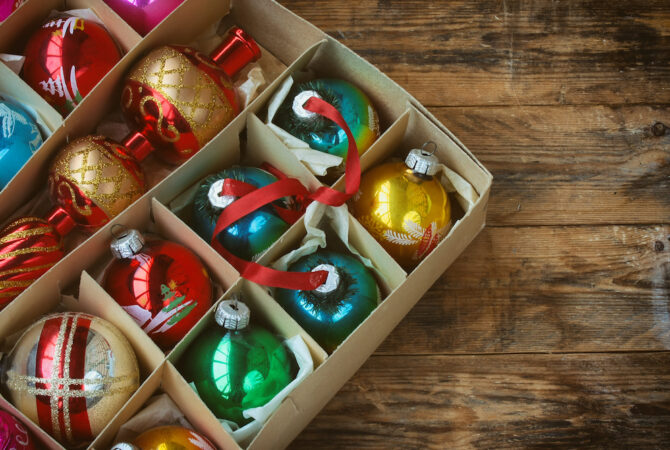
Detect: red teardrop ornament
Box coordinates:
(120, 27, 260, 164)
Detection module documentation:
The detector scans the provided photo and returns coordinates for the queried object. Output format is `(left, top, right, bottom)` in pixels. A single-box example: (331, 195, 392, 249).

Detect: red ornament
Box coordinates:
(103, 229, 213, 349)
(120, 26, 261, 164)
(0, 214, 69, 309)
(22, 14, 121, 115)
(0, 409, 37, 450)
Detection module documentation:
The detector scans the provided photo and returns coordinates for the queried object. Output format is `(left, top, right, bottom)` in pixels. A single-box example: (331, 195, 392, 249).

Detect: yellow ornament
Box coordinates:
(350, 143, 451, 270)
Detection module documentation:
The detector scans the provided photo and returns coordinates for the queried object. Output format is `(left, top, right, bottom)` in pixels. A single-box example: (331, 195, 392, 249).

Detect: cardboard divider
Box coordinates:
(152, 198, 240, 289)
(90, 362, 242, 450)
(246, 113, 322, 191)
(0, 63, 62, 133)
(161, 362, 241, 449)
(0, 0, 61, 53)
(89, 364, 167, 449)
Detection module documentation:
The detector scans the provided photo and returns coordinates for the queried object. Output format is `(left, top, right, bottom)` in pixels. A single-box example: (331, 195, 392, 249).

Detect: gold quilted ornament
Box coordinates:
(48, 136, 145, 230)
(351, 143, 451, 270)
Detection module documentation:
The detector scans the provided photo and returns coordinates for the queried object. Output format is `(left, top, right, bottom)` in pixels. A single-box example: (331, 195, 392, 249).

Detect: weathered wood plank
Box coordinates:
(279, 0, 670, 106)
(377, 225, 670, 354)
(432, 105, 670, 225)
(290, 352, 670, 449)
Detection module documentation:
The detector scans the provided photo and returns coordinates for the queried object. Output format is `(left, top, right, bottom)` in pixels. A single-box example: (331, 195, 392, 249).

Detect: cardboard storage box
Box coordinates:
(0, 0, 492, 448)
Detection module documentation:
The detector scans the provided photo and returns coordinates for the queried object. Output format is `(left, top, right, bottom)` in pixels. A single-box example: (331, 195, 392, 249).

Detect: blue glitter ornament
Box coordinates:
(192, 166, 290, 261)
(0, 101, 42, 189)
(274, 250, 380, 353)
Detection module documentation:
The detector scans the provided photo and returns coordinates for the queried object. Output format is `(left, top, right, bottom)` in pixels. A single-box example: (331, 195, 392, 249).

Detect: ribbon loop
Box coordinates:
(208, 95, 363, 289)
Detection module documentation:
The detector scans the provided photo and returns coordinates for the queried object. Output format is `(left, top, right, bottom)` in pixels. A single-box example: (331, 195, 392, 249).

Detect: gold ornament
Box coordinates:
(351, 144, 451, 270)
(125, 46, 235, 148)
(3, 312, 140, 447)
(112, 425, 216, 450)
(48, 136, 145, 228)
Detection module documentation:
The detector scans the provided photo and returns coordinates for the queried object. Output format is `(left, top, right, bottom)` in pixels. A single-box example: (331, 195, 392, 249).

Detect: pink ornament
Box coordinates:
(0, 409, 37, 450)
(0, 0, 25, 22)
(103, 0, 184, 35)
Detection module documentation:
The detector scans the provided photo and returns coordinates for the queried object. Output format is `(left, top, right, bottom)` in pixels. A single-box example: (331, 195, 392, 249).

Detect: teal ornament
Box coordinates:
(274, 79, 380, 160)
(275, 250, 380, 353)
(179, 299, 296, 425)
(0, 101, 42, 189)
(192, 166, 290, 261)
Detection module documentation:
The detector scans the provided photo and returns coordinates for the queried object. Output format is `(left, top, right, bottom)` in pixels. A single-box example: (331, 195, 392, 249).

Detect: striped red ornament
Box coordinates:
(0, 217, 65, 308)
(2, 312, 139, 447)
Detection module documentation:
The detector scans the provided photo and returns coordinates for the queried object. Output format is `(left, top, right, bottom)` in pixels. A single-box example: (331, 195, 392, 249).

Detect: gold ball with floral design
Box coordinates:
(350, 144, 451, 270)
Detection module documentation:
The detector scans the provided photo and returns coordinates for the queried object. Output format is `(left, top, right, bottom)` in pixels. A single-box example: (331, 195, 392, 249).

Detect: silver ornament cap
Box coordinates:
(312, 264, 340, 294)
(405, 142, 440, 177)
(110, 444, 139, 450)
(215, 299, 251, 330)
(292, 89, 322, 120)
(110, 228, 145, 259)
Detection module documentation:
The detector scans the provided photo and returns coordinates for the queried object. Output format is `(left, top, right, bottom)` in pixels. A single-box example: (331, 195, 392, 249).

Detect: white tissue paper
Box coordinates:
(272, 201, 383, 280)
(190, 334, 313, 445)
(112, 394, 194, 443)
(266, 76, 343, 176)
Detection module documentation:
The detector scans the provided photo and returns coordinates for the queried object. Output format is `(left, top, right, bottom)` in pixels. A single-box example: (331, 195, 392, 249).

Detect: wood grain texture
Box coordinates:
(377, 225, 670, 354)
(276, 0, 670, 448)
(290, 352, 670, 449)
(434, 105, 670, 226)
(279, 0, 670, 107)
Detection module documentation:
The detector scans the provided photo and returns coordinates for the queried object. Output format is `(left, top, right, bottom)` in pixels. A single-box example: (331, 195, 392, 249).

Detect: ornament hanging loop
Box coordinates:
(421, 141, 437, 156)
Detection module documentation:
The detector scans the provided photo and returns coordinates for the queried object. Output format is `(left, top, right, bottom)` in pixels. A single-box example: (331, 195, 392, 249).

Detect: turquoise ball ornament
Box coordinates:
(274, 250, 380, 353)
(274, 79, 380, 160)
(179, 300, 296, 425)
(192, 166, 290, 261)
(0, 101, 42, 189)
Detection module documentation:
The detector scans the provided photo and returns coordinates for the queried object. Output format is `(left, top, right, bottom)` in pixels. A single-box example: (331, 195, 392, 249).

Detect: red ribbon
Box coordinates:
(304, 96, 361, 206)
(210, 95, 362, 290)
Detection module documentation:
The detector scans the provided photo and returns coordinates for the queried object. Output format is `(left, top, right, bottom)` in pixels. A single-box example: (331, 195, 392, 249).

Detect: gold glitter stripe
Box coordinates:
(10, 373, 136, 385)
(0, 217, 46, 232)
(0, 262, 55, 278)
(0, 291, 20, 298)
(0, 279, 34, 289)
(62, 312, 77, 442)
(6, 376, 138, 398)
(0, 226, 53, 244)
(0, 244, 61, 260)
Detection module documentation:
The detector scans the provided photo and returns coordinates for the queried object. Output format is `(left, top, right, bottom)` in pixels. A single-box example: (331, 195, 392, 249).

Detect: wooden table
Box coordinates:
(278, 1, 670, 448)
